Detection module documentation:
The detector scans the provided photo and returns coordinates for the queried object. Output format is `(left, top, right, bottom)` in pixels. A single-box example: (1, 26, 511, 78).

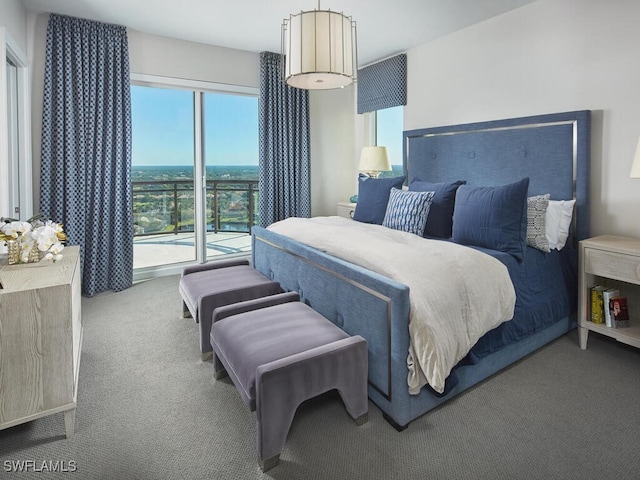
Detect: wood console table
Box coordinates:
(0, 246, 82, 438)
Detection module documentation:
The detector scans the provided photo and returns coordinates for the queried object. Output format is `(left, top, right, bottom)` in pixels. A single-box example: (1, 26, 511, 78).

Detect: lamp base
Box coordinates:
(363, 171, 381, 178)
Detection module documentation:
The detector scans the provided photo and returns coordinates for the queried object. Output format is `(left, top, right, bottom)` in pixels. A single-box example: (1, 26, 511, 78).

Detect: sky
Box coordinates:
(376, 105, 403, 166)
(131, 85, 259, 166)
(131, 85, 404, 167)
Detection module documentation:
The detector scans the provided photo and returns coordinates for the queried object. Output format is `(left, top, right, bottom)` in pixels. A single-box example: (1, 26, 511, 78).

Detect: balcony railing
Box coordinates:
(132, 179, 259, 237)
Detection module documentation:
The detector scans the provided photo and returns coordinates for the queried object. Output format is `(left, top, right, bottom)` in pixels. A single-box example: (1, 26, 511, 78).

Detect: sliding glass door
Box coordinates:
(130, 78, 258, 273)
(131, 85, 196, 269)
(203, 92, 259, 261)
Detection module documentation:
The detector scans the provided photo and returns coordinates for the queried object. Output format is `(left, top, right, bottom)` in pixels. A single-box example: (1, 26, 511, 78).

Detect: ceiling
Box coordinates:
(19, 0, 537, 65)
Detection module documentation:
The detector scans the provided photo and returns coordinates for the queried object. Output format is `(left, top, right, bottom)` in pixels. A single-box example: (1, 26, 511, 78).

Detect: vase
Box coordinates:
(28, 247, 43, 263)
(5, 241, 43, 264)
(7, 240, 20, 265)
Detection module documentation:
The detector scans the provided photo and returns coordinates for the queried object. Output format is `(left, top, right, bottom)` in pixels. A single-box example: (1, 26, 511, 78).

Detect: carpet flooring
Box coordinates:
(1, 274, 639, 479)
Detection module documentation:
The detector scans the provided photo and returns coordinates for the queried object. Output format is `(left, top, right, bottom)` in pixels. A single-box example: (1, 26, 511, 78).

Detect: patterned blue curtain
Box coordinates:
(258, 51, 311, 227)
(40, 14, 133, 296)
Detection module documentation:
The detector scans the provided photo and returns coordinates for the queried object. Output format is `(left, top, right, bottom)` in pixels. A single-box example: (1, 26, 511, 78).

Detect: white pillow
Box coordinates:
(545, 199, 576, 250)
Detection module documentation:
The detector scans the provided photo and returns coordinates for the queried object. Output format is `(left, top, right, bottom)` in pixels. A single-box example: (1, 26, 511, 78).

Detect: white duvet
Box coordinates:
(267, 216, 516, 394)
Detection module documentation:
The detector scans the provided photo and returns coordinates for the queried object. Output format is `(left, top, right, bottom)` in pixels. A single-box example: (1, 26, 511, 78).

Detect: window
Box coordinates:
(375, 105, 403, 178)
(130, 75, 258, 275)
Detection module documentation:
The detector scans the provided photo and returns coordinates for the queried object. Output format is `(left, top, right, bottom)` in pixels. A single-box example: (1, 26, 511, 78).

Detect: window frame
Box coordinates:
(0, 28, 32, 221)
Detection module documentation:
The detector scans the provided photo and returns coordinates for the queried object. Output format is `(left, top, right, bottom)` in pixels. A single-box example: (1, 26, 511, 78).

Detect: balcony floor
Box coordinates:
(133, 231, 251, 270)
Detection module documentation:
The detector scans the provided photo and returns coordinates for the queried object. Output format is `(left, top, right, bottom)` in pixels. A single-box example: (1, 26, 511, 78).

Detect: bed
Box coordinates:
(251, 110, 591, 429)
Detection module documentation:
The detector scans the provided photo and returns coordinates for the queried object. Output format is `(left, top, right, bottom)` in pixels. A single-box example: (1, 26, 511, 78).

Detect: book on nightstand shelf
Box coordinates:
(603, 288, 620, 327)
(609, 296, 630, 328)
(590, 285, 607, 324)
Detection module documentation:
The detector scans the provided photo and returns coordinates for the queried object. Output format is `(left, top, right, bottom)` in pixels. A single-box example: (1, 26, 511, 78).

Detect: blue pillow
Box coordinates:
(382, 188, 435, 235)
(353, 175, 406, 224)
(409, 178, 466, 238)
(452, 177, 530, 261)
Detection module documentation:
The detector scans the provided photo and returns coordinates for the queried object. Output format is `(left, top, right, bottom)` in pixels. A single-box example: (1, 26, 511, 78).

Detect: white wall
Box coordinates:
(0, 0, 28, 53)
(405, 0, 640, 239)
(310, 86, 358, 216)
(127, 29, 259, 87)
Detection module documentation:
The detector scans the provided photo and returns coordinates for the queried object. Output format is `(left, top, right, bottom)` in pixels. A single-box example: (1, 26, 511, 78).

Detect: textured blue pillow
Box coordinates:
(382, 188, 435, 235)
(409, 178, 466, 238)
(353, 174, 406, 224)
(452, 177, 530, 261)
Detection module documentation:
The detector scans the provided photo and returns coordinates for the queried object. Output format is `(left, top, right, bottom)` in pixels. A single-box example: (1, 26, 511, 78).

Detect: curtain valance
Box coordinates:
(357, 54, 407, 114)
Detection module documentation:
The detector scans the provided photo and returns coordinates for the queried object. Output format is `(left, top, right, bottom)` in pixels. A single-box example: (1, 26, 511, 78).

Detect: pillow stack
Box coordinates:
(353, 174, 436, 237)
(525, 194, 576, 252)
(352, 172, 576, 256)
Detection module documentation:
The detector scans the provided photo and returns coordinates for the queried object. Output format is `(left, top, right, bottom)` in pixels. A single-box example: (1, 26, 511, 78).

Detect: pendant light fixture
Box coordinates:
(282, 2, 357, 90)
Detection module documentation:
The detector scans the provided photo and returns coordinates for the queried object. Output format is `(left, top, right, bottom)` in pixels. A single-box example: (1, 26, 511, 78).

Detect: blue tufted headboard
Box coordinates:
(403, 110, 591, 242)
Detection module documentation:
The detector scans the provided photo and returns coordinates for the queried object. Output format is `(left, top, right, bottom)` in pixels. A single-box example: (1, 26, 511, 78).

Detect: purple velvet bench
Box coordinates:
(179, 258, 281, 361)
(210, 292, 369, 472)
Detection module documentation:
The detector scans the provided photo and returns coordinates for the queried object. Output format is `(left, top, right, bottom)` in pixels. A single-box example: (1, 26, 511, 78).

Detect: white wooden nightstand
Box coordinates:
(336, 202, 356, 219)
(578, 235, 640, 350)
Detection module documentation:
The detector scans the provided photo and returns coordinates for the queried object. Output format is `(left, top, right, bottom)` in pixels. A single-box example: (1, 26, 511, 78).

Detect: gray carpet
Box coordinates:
(1, 274, 639, 479)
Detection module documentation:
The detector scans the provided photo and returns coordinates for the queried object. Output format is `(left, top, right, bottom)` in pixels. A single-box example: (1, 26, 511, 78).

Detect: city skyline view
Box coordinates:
(131, 164, 259, 181)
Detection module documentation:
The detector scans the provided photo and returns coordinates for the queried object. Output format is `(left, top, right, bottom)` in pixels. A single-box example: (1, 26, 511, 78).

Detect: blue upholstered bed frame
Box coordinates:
(252, 110, 591, 429)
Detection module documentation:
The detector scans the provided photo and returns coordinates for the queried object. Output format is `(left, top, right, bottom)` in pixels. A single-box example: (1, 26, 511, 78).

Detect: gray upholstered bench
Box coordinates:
(210, 292, 368, 472)
(179, 258, 281, 360)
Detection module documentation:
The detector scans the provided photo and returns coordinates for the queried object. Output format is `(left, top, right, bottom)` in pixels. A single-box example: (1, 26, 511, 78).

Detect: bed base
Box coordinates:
(252, 228, 573, 429)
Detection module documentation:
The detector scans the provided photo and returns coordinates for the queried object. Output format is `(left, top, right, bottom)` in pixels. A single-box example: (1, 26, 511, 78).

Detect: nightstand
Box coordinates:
(336, 202, 356, 219)
(578, 235, 640, 350)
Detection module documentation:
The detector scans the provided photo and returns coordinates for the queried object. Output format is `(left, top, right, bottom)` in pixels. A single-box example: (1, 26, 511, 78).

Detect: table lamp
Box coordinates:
(359, 146, 391, 178)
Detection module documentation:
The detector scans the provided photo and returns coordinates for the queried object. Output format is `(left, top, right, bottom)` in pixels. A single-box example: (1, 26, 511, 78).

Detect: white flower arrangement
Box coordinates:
(1, 214, 67, 263)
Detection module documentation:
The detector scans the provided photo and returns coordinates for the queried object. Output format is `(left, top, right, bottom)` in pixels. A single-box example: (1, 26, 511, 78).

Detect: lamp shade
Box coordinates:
(631, 136, 640, 178)
(282, 9, 357, 90)
(359, 146, 391, 175)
